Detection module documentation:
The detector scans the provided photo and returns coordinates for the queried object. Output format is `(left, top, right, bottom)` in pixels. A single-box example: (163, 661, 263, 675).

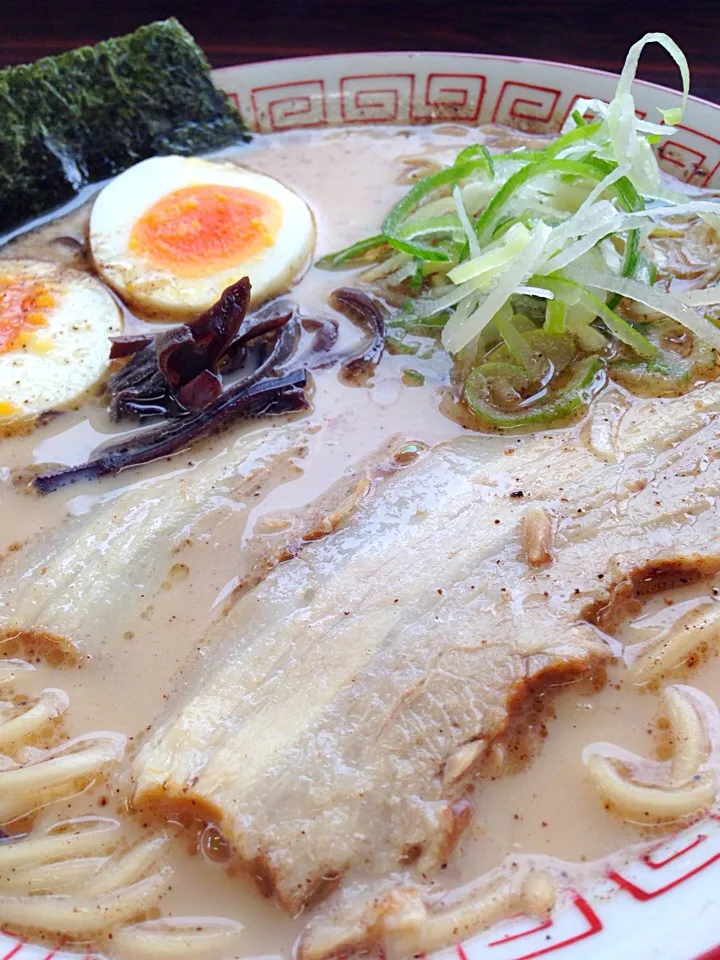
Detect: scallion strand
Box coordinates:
(535, 274, 656, 357)
(382, 155, 498, 261)
(581, 156, 646, 306)
(474, 157, 617, 244)
(543, 120, 604, 159)
(316, 234, 387, 269)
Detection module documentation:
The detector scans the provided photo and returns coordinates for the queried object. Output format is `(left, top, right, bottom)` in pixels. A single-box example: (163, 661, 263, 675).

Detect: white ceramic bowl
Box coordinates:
(3, 50, 719, 960)
(216, 51, 720, 187)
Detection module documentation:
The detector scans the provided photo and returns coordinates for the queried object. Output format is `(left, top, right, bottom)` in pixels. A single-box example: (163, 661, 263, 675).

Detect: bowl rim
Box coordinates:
(2, 44, 720, 960)
(213, 48, 720, 112)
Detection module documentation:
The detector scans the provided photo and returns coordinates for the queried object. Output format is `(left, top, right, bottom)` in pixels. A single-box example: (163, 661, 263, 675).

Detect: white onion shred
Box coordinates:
(448, 222, 531, 285)
(453, 185, 480, 259)
(682, 288, 720, 306)
(443, 222, 553, 353)
(336, 34, 720, 376)
(516, 285, 554, 299)
(566, 266, 720, 350)
(615, 33, 689, 128)
(540, 213, 624, 274)
(541, 200, 619, 264)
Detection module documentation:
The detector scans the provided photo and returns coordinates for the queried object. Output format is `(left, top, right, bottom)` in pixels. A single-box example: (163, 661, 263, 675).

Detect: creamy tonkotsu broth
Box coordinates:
(1, 122, 720, 960)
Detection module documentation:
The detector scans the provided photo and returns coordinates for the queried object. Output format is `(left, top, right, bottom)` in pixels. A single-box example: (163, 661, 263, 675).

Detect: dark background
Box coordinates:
(2, 0, 719, 103)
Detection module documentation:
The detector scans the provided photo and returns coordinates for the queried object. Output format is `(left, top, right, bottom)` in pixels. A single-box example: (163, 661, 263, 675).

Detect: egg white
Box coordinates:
(89, 156, 316, 320)
(0, 259, 122, 426)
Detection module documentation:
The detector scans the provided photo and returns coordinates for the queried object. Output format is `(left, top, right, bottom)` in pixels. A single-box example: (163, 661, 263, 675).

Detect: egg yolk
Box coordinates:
(129, 185, 283, 278)
(0, 277, 52, 355)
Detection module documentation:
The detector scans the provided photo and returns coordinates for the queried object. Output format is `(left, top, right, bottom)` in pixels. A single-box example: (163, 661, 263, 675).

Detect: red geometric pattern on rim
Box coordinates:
(608, 824, 720, 901)
(657, 122, 720, 186)
(460, 893, 601, 959)
(412, 73, 487, 122)
(659, 140, 709, 184)
(642, 831, 708, 869)
(505, 895, 602, 960)
(491, 81, 561, 130)
(340, 73, 415, 123)
(488, 916, 553, 947)
(250, 79, 327, 132)
(0, 940, 23, 960)
(695, 946, 720, 960)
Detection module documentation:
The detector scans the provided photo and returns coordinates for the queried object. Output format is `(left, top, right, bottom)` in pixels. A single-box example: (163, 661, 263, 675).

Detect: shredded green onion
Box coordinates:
(494, 303, 535, 371)
(313, 32, 720, 432)
(465, 355, 606, 428)
(544, 299, 567, 334)
(474, 157, 612, 244)
(386, 334, 420, 355)
(544, 120, 604, 159)
(315, 235, 386, 268)
(448, 222, 531, 285)
(456, 143, 495, 179)
(402, 368, 425, 385)
(535, 274, 656, 357)
(383, 154, 498, 260)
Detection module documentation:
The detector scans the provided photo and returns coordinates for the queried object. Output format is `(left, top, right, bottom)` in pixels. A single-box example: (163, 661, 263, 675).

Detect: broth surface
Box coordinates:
(1, 123, 719, 957)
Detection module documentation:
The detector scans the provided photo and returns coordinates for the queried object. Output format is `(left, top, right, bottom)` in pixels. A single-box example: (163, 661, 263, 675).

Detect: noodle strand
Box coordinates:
(0, 688, 68, 751)
(0, 734, 125, 823)
(630, 602, 720, 682)
(583, 684, 718, 822)
(0, 817, 121, 870)
(0, 856, 106, 894)
(585, 753, 716, 821)
(665, 685, 709, 781)
(111, 917, 245, 959)
(75, 832, 172, 897)
(0, 869, 171, 937)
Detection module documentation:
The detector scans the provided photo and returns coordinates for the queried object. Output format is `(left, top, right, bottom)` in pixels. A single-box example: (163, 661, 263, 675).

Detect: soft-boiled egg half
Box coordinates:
(89, 156, 315, 320)
(0, 259, 121, 427)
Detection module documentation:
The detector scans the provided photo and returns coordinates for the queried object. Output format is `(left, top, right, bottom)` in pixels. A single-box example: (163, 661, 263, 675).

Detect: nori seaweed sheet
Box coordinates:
(0, 18, 250, 234)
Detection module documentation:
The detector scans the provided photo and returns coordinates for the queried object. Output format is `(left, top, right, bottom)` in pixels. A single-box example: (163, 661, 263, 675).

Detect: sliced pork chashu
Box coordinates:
(0, 422, 312, 662)
(131, 382, 720, 913)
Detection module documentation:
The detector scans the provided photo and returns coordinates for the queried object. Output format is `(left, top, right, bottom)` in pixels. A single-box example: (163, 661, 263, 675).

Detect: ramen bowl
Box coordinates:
(2, 47, 720, 960)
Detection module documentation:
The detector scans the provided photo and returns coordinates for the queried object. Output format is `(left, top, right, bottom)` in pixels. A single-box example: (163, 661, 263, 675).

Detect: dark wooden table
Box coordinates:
(2, 0, 719, 103)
